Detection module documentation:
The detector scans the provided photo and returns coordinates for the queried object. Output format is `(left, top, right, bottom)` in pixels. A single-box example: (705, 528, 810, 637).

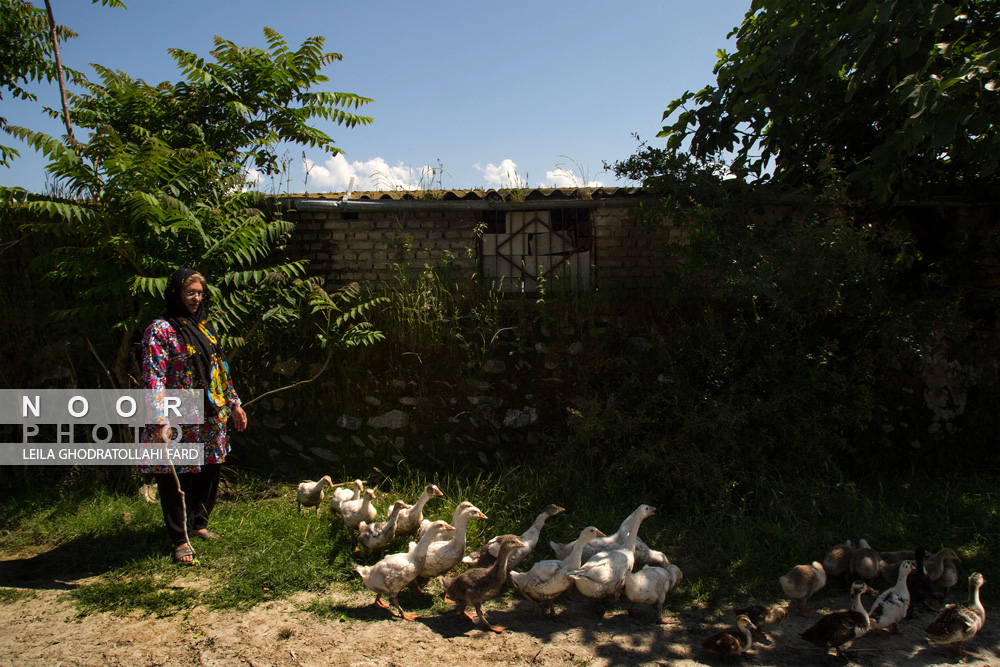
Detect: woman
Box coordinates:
(140, 268, 248, 565)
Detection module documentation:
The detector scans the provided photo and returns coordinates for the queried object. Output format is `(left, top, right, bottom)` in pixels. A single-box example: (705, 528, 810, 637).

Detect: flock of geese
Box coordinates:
(296, 476, 986, 660)
(721, 540, 986, 662)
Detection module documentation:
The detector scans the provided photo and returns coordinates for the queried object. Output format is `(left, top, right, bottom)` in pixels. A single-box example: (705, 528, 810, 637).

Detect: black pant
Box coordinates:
(154, 464, 221, 547)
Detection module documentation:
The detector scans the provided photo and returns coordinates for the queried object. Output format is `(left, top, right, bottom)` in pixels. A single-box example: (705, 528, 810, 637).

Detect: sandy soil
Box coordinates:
(1, 572, 998, 667)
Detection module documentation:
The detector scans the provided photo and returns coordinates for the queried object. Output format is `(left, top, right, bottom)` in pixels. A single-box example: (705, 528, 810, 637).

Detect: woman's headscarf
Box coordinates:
(163, 268, 228, 415)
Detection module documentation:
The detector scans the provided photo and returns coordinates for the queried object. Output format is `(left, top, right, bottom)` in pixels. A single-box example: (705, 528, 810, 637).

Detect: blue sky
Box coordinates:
(2, 1, 750, 194)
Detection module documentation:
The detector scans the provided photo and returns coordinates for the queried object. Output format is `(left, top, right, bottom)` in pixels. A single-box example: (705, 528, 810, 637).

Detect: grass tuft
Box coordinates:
(71, 574, 200, 616)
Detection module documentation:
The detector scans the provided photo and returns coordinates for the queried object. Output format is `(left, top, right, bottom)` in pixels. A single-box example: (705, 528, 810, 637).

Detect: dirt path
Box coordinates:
(1, 575, 998, 667)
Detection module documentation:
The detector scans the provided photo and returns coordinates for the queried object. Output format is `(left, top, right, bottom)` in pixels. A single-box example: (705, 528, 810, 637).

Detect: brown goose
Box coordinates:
(780, 561, 826, 617)
(440, 535, 526, 633)
(821, 540, 854, 586)
(800, 582, 870, 663)
(732, 603, 787, 637)
(702, 614, 756, 659)
(850, 539, 881, 589)
(926, 572, 986, 656)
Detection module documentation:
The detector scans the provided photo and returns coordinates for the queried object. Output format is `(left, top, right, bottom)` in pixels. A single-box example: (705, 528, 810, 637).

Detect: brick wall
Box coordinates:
(286, 208, 482, 285)
(286, 199, 683, 290)
(591, 207, 679, 287)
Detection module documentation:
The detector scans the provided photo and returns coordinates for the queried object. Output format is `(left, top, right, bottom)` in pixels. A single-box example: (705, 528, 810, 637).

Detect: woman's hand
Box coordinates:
(153, 424, 172, 443)
(232, 405, 248, 432)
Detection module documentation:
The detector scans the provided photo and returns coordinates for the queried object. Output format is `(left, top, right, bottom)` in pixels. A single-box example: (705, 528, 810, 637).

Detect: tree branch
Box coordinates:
(42, 0, 76, 143)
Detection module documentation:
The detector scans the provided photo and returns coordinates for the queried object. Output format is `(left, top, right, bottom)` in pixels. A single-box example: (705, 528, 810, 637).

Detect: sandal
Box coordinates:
(193, 529, 221, 541)
(173, 543, 197, 566)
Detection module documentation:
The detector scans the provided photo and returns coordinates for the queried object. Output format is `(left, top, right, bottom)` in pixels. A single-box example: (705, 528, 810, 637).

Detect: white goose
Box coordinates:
(359, 499, 410, 555)
(510, 525, 606, 618)
(330, 479, 363, 513)
(551, 506, 667, 567)
(623, 563, 683, 624)
(356, 520, 454, 620)
(569, 504, 656, 605)
(296, 475, 333, 514)
(340, 488, 377, 530)
(396, 484, 444, 536)
(464, 504, 564, 569)
(869, 559, 915, 633)
(417, 501, 488, 578)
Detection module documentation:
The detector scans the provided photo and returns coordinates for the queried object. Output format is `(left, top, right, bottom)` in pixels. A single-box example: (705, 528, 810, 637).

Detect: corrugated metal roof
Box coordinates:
(290, 187, 644, 202)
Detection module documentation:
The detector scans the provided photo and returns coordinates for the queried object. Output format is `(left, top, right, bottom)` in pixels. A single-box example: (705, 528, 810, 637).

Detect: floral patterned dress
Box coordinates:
(138, 318, 241, 474)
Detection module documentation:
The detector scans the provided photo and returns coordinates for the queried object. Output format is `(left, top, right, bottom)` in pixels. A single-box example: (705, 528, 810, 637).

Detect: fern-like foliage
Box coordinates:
(3, 29, 381, 387)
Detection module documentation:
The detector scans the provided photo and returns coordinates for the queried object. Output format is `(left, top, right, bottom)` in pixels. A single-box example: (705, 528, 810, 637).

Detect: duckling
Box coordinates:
(800, 581, 871, 663)
(417, 501, 488, 579)
(569, 504, 656, 607)
(850, 539, 881, 590)
(356, 520, 454, 621)
(439, 535, 526, 633)
(868, 559, 914, 633)
(702, 614, 756, 659)
(340, 488, 377, 530)
(822, 540, 854, 586)
(926, 572, 986, 656)
(330, 479, 363, 513)
(510, 525, 606, 619)
(551, 507, 666, 568)
(732, 603, 787, 638)
(296, 475, 333, 514)
(623, 563, 683, 624)
(924, 547, 961, 600)
(464, 504, 564, 569)
(936, 557, 960, 600)
(395, 484, 444, 536)
(780, 561, 827, 617)
(358, 500, 410, 557)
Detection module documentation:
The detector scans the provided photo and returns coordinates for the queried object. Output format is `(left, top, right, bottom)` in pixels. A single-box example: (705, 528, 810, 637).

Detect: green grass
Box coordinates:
(0, 588, 36, 604)
(2, 464, 998, 618)
(71, 574, 200, 616)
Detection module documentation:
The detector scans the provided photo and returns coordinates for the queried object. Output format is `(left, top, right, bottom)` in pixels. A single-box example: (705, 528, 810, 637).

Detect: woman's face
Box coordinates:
(181, 281, 205, 314)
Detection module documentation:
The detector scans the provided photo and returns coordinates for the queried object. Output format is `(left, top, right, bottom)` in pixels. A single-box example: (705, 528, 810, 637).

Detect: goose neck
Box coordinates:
(565, 536, 590, 570)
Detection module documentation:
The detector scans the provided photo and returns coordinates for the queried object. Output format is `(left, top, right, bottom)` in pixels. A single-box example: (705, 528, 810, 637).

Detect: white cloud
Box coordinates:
(540, 167, 605, 189)
(473, 159, 527, 189)
(304, 154, 438, 192)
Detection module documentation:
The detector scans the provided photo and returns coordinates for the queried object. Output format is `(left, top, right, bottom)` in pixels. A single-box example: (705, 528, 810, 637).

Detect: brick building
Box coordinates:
(284, 188, 682, 292)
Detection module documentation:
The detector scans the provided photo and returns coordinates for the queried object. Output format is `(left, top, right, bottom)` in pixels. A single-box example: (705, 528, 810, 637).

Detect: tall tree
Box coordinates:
(647, 0, 1000, 203)
(4, 29, 380, 386)
(0, 0, 75, 165)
